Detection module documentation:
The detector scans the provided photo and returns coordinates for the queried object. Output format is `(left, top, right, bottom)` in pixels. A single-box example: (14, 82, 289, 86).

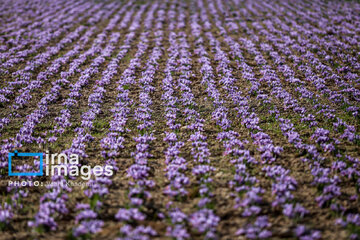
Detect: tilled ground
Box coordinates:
(0, 0, 360, 239)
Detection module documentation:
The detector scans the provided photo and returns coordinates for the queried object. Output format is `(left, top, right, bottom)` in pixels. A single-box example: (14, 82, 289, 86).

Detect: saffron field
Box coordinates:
(0, 0, 360, 239)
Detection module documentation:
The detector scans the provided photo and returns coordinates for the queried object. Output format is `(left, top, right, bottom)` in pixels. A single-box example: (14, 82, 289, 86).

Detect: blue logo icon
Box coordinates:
(8, 150, 43, 176)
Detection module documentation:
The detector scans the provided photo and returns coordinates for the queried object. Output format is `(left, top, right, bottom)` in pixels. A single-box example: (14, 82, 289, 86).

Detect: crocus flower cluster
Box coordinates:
(177, 29, 219, 239)
(200, 0, 315, 236)
(72, 203, 104, 238)
(28, 3, 141, 232)
(161, 22, 190, 240)
(115, 4, 167, 239)
(222, 1, 359, 238)
(190, 8, 270, 238)
(0, 1, 100, 75)
(0, 203, 13, 231)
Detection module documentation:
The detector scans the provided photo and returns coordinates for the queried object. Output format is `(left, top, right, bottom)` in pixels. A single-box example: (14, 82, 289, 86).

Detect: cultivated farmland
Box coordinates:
(0, 0, 360, 239)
